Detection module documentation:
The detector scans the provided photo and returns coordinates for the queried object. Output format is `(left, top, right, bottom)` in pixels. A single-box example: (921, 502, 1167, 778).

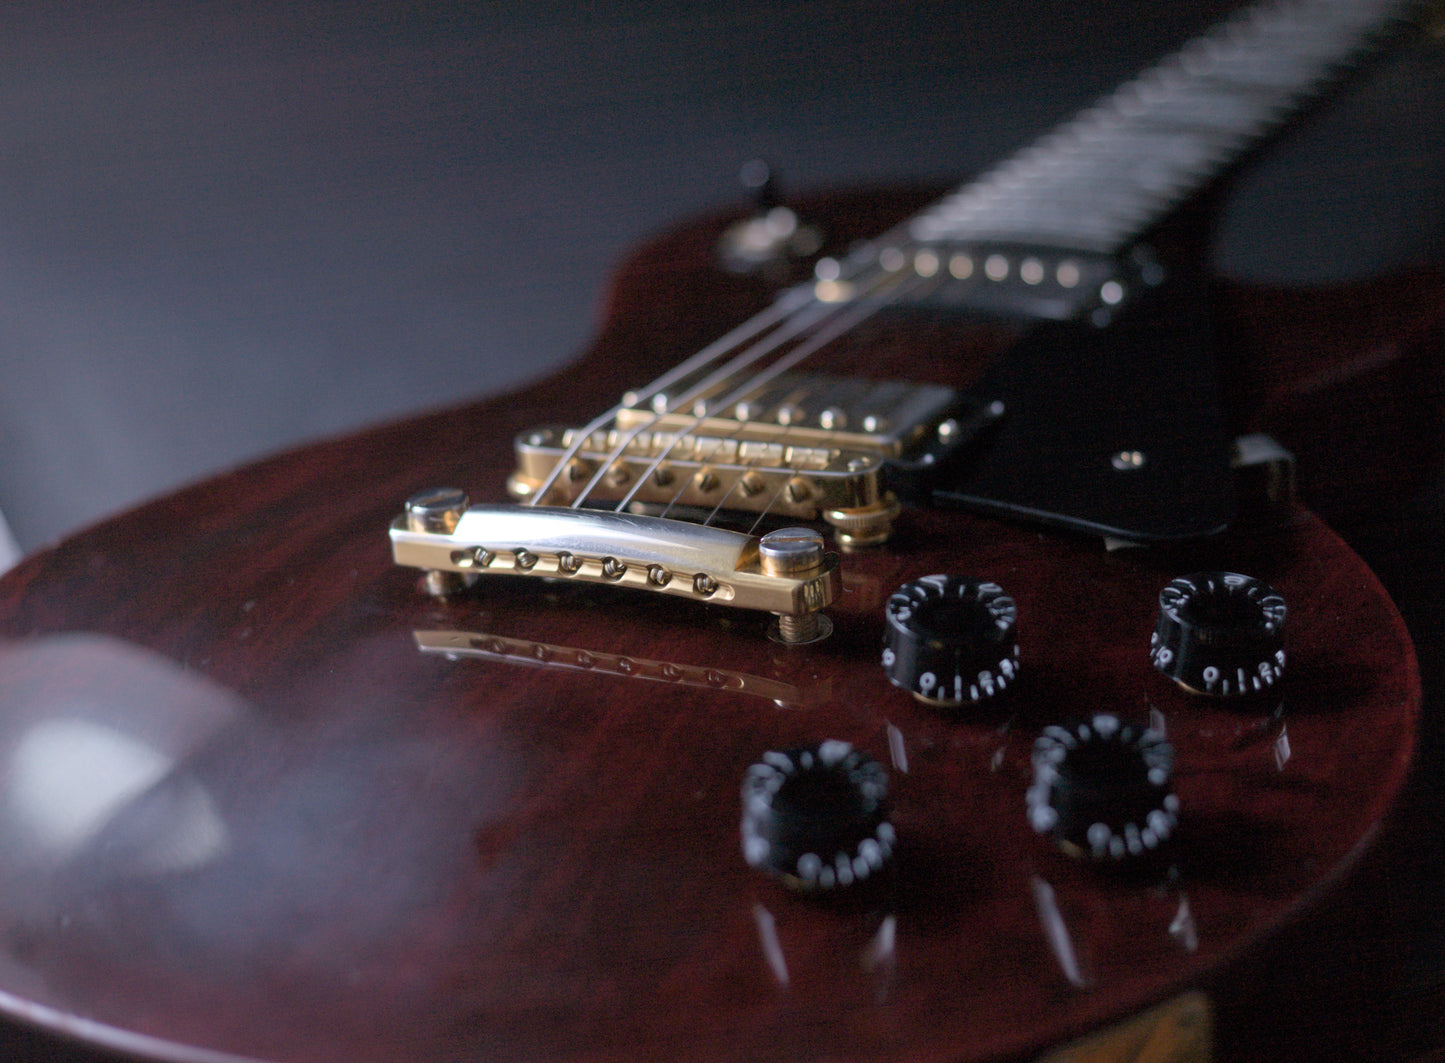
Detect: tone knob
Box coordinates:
(1150, 572, 1286, 697)
(1026, 714, 1179, 861)
(882, 575, 1019, 706)
(740, 741, 894, 891)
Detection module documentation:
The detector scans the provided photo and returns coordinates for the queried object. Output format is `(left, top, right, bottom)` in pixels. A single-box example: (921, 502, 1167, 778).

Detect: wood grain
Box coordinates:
(0, 189, 1435, 1062)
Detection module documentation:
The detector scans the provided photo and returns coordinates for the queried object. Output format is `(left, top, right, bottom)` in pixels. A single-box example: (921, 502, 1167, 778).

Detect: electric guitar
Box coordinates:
(0, 1, 1442, 1060)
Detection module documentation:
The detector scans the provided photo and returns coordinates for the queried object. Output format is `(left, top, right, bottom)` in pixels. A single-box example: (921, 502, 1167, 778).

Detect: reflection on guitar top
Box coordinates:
(412, 628, 817, 707)
(0, 0, 1437, 1060)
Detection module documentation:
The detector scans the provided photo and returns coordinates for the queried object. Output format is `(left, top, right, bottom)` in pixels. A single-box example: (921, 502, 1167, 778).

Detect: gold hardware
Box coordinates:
(612, 372, 958, 457)
(758, 527, 832, 644)
(823, 493, 902, 550)
(392, 501, 840, 632)
(405, 487, 471, 596)
(510, 374, 970, 545)
(511, 427, 893, 542)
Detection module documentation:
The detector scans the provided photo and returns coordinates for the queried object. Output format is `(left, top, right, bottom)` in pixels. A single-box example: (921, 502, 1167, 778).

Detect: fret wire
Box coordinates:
(531, 0, 1428, 519)
(906, 0, 1426, 255)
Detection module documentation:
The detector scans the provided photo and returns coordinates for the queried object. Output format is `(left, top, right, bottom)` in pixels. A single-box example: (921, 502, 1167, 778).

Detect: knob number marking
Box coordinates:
(1151, 572, 1287, 698)
(1028, 715, 1179, 862)
(741, 743, 894, 891)
(883, 575, 1019, 707)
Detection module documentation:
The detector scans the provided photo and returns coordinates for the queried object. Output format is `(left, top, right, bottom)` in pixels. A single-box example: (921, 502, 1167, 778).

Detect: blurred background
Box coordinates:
(1, 0, 1443, 565)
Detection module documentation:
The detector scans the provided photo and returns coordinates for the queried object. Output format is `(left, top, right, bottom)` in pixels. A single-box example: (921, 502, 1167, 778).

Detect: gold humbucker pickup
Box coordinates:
(509, 373, 978, 546)
(614, 372, 964, 456)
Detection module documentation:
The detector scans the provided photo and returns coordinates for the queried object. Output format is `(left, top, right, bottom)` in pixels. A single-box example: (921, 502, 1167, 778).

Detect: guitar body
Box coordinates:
(0, 188, 1435, 1063)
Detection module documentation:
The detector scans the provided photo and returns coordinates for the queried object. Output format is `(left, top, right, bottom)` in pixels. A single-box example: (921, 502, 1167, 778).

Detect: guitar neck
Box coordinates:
(908, 0, 1430, 259)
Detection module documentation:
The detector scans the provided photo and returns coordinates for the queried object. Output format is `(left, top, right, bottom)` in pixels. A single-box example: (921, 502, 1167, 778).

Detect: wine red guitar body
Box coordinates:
(0, 188, 1440, 1063)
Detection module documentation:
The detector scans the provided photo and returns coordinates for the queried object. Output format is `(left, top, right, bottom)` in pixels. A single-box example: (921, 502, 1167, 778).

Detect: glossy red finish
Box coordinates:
(0, 190, 1436, 1063)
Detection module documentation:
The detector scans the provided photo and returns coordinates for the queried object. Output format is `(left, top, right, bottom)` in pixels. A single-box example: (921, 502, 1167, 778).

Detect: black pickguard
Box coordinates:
(932, 266, 1236, 542)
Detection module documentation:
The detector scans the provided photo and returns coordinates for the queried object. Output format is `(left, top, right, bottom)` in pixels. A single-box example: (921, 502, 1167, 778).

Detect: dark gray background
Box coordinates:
(1, 0, 1442, 560)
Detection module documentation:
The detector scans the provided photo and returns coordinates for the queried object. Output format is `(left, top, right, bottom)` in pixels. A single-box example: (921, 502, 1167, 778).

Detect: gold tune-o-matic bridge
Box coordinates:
(507, 373, 982, 548)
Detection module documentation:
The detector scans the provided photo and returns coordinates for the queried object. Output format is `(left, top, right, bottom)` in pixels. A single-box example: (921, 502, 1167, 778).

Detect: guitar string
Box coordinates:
(604, 265, 933, 521)
(689, 293, 906, 531)
(655, 358, 835, 524)
(610, 260, 939, 526)
(685, 322, 919, 531)
(528, 251, 904, 511)
(687, 422, 799, 528)
(523, 291, 815, 506)
(561, 292, 845, 512)
(654, 434, 738, 519)
(567, 262, 915, 514)
(660, 257, 960, 531)
(522, 0, 1404, 522)
(557, 258, 910, 515)
(630, 267, 942, 531)
(527, 290, 843, 509)
(657, 392, 820, 527)
(743, 477, 798, 538)
(730, 266, 952, 537)
(631, 373, 842, 527)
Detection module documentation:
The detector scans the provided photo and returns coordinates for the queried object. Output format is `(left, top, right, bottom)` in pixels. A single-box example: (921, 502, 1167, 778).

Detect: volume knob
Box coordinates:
(1027, 714, 1180, 861)
(740, 741, 894, 891)
(882, 575, 1019, 706)
(1150, 572, 1286, 697)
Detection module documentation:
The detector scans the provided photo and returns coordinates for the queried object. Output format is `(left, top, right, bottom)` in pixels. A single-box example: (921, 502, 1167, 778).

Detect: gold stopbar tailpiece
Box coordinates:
(391, 490, 840, 644)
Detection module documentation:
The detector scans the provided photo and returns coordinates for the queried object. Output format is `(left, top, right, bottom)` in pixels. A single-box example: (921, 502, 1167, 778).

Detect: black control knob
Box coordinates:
(741, 741, 894, 891)
(882, 575, 1019, 706)
(1150, 572, 1286, 697)
(1026, 714, 1179, 861)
